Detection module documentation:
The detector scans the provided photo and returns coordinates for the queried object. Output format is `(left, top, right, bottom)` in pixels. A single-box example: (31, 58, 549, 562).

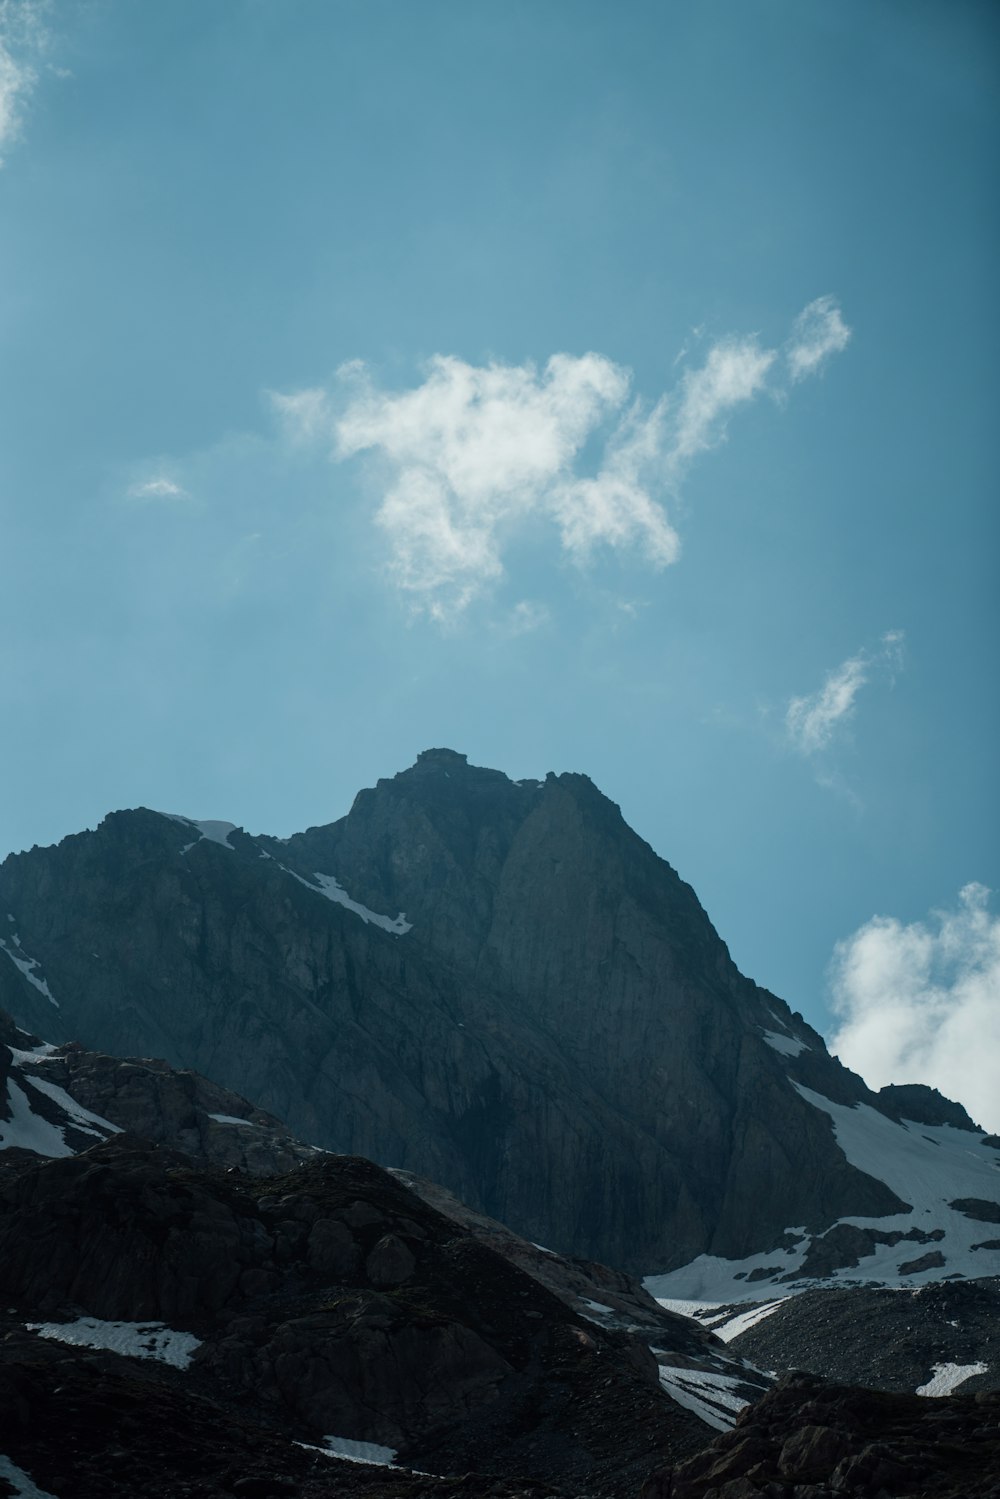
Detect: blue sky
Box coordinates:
(1, 1, 997, 1123)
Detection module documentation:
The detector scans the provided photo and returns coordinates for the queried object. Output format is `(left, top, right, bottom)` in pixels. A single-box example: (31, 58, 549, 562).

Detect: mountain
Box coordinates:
(1, 748, 997, 1293)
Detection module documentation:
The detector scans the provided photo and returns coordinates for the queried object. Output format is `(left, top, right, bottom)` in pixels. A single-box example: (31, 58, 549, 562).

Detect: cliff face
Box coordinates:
(0, 749, 902, 1271)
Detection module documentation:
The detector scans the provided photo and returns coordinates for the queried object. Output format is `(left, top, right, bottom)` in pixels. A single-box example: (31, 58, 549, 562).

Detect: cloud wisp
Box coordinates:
(829, 884, 1000, 1134)
(273, 297, 851, 619)
(785, 295, 852, 382)
(127, 476, 188, 502)
(0, 0, 51, 165)
(786, 630, 904, 757)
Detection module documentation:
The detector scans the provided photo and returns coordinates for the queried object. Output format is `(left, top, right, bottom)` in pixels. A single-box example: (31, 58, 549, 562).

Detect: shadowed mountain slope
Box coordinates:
(0, 749, 984, 1276)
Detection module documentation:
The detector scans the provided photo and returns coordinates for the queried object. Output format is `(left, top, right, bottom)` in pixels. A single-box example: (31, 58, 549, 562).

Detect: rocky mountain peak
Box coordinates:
(875, 1083, 980, 1132)
(0, 752, 995, 1285)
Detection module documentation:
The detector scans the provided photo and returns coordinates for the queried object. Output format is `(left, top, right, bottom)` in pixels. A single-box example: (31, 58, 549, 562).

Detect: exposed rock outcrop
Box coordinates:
(641, 1371, 1000, 1498)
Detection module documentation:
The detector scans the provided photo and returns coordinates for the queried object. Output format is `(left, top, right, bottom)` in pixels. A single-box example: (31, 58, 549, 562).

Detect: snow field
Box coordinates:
(25, 1318, 202, 1369)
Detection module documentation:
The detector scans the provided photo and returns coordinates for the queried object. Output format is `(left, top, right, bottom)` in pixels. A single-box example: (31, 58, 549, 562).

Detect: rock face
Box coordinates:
(0, 1008, 318, 1175)
(0, 748, 959, 1272)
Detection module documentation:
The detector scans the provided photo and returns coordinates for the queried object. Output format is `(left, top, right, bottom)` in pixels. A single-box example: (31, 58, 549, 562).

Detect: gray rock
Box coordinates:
(366, 1233, 417, 1287)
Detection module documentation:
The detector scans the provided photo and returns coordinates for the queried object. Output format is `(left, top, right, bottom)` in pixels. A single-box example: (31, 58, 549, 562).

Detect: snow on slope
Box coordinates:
(647, 1083, 1000, 1307)
(158, 812, 413, 934)
(281, 867, 412, 935)
(762, 1030, 808, 1058)
(916, 1361, 988, 1396)
(20, 1074, 122, 1141)
(0, 1081, 72, 1157)
(1, 1036, 120, 1157)
(653, 1359, 753, 1432)
(26, 1317, 201, 1369)
(164, 814, 238, 850)
(1, 924, 58, 1007)
(321, 1438, 397, 1466)
(0, 1455, 59, 1499)
(709, 1299, 789, 1343)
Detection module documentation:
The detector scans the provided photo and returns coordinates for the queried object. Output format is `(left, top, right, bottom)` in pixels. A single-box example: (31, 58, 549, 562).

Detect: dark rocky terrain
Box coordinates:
(0, 1129, 739, 1497)
(719, 1280, 1000, 1396)
(0, 748, 924, 1272)
(0, 1008, 740, 1369)
(641, 1371, 1000, 1498)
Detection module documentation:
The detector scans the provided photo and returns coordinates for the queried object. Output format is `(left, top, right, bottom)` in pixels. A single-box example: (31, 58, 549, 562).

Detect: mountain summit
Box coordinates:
(1, 751, 996, 1284)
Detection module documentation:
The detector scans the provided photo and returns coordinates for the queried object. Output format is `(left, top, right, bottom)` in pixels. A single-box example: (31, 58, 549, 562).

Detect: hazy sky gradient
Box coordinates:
(1, 1, 997, 1112)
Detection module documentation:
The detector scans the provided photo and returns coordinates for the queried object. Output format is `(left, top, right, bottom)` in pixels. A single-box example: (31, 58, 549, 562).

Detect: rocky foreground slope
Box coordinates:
(641, 1372, 1000, 1499)
(0, 1012, 772, 1495)
(4, 746, 987, 1278)
(0, 1134, 719, 1493)
(2, 1014, 999, 1495)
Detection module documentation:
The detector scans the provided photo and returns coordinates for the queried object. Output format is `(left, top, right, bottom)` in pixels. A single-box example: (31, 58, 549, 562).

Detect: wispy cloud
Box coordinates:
(670, 337, 776, 468)
(0, 0, 51, 165)
(127, 476, 188, 501)
(272, 296, 851, 620)
(786, 295, 852, 382)
(503, 600, 550, 636)
(786, 630, 904, 756)
(829, 884, 1000, 1134)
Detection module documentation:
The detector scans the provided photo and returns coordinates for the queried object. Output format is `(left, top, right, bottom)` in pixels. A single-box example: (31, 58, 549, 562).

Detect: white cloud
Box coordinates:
(829, 884, 1000, 1134)
(334, 350, 644, 617)
(0, 0, 50, 164)
(786, 295, 852, 382)
(127, 476, 188, 501)
(786, 630, 904, 755)
(550, 398, 679, 567)
(669, 337, 776, 468)
(271, 296, 851, 619)
(269, 386, 332, 446)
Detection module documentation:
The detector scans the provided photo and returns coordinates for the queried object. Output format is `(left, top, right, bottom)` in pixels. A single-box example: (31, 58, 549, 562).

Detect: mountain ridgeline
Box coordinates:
(0, 749, 928, 1271)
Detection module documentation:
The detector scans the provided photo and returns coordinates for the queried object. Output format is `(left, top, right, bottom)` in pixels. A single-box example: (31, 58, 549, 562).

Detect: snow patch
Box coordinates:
(647, 1238, 810, 1307)
(653, 1357, 751, 1432)
(26, 1318, 202, 1369)
(207, 1113, 257, 1127)
(0, 1455, 59, 1499)
(321, 1437, 397, 1466)
(655, 1298, 729, 1322)
(17, 1075, 120, 1141)
(0, 1081, 72, 1157)
(916, 1361, 988, 1397)
(8, 1044, 58, 1062)
(579, 1298, 614, 1316)
(711, 1299, 789, 1343)
(577, 1297, 617, 1325)
(762, 1030, 808, 1058)
(283, 867, 412, 935)
(0, 937, 58, 1007)
(164, 813, 238, 850)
